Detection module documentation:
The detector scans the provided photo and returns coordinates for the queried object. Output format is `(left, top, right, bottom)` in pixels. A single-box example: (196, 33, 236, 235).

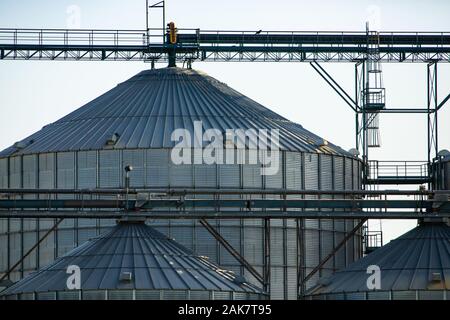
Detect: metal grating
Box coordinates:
(0, 158, 7, 188)
(392, 291, 416, 300)
(38, 229, 55, 267)
(36, 292, 56, 300)
(189, 290, 211, 300)
(82, 290, 107, 300)
(99, 150, 120, 188)
(218, 164, 240, 188)
(77, 151, 97, 188)
(270, 227, 284, 266)
(146, 149, 169, 187)
(57, 291, 80, 300)
(270, 267, 284, 299)
(169, 164, 193, 187)
(194, 164, 217, 187)
(38, 153, 54, 188)
(320, 154, 333, 190)
(9, 156, 21, 188)
(162, 290, 188, 300)
(285, 152, 302, 190)
(57, 229, 75, 257)
(23, 155, 37, 188)
(57, 152, 75, 189)
(135, 290, 161, 300)
(108, 290, 134, 300)
(22, 231, 37, 270)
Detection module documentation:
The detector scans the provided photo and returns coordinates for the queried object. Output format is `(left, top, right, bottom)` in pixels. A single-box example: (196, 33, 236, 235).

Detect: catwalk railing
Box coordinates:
(1, 28, 450, 62)
(0, 188, 448, 219)
(366, 160, 431, 184)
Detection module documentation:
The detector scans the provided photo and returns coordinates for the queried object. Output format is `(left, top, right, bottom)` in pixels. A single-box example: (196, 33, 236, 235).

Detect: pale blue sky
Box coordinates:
(0, 0, 449, 242)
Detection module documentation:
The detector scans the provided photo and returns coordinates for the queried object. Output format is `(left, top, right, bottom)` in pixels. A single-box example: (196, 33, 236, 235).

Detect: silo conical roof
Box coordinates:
(306, 221, 450, 298)
(0, 221, 264, 297)
(0, 67, 350, 157)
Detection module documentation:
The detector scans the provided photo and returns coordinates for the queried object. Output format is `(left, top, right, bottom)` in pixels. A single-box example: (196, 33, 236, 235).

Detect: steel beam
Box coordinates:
(310, 61, 357, 112)
(263, 218, 271, 293)
(199, 219, 265, 286)
(0, 198, 445, 209)
(436, 92, 450, 111)
(372, 108, 434, 114)
(296, 218, 306, 298)
(1, 187, 446, 196)
(427, 62, 439, 169)
(0, 218, 64, 282)
(1, 29, 450, 62)
(0, 210, 448, 219)
(298, 219, 367, 299)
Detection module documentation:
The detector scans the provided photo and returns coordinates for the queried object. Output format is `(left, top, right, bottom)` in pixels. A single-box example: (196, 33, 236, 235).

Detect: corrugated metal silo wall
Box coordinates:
(445, 161, 450, 190)
(0, 149, 363, 299)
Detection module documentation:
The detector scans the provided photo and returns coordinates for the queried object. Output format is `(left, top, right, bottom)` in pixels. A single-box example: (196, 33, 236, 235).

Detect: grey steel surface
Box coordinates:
(0, 65, 364, 299)
(0, 221, 263, 295)
(0, 67, 350, 157)
(306, 221, 450, 297)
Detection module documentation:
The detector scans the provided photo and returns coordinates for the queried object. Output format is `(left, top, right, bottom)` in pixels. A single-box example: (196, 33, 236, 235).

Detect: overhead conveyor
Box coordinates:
(0, 28, 449, 62)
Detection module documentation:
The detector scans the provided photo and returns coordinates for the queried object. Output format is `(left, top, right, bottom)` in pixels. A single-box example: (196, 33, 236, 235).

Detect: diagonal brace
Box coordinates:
(0, 218, 64, 284)
(436, 91, 450, 112)
(310, 61, 358, 112)
(199, 219, 265, 286)
(298, 218, 367, 298)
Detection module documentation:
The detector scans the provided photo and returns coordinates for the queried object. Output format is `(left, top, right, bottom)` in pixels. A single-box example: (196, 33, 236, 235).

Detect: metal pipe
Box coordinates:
(0, 188, 443, 196)
(0, 210, 448, 219)
(263, 218, 271, 293)
(0, 198, 445, 210)
(310, 61, 357, 112)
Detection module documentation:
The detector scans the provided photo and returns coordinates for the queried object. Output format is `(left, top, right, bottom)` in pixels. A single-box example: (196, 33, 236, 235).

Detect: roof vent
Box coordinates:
(13, 139, 33, 149)
(437, 149, 450, 157)
(106, 133, 120, 146)
(119, 271, 133, 282)
(430, 272, 442, 282)
(348, 148, 360, 157)
(233, 275, 247, 285)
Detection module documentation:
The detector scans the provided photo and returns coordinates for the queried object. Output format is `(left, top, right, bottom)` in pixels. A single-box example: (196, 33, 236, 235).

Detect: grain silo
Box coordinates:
(304, 218, 450, 300)
(0, 219, 266, 300)
(0, 67, 363, 299)
(433, 151, 450, 190)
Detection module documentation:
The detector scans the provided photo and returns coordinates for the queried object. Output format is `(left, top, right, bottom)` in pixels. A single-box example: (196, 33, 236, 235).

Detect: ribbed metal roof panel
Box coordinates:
(0, 67, 350, 157)
(306, 221, 450, 295)
(0, 222, 263, 295)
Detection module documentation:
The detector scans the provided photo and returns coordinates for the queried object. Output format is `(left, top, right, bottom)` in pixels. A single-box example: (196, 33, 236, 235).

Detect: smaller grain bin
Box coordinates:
(0, 220, 266, 300)
(304, 219, 450, 300)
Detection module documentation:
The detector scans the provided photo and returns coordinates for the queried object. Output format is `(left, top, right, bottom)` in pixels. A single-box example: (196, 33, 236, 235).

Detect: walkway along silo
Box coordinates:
(0, 67, 364, 299)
